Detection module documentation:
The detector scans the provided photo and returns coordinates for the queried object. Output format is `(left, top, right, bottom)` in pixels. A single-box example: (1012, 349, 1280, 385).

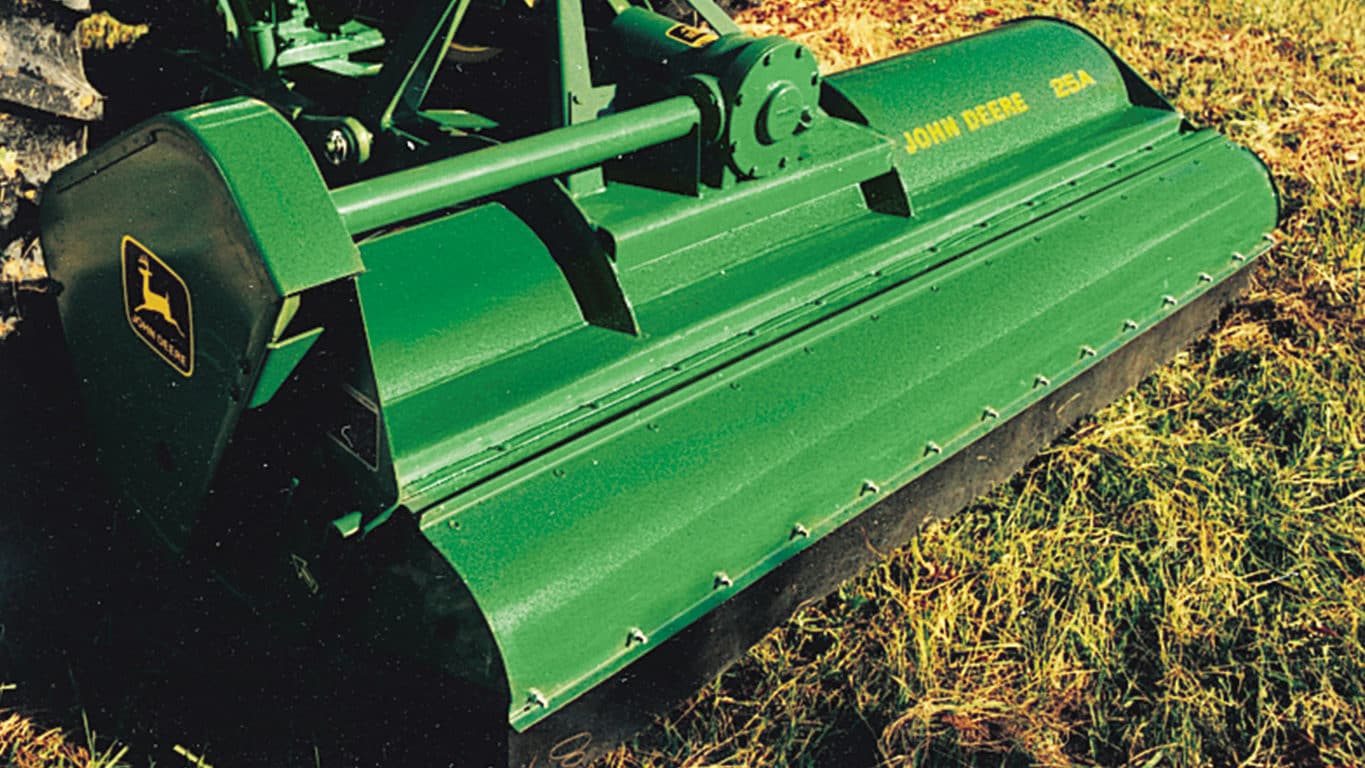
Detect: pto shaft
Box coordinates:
(332, 96, 701, 234)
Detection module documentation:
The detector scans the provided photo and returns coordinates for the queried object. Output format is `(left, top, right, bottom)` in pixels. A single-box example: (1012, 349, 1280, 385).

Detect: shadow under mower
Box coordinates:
(38, 0, 1279, 764)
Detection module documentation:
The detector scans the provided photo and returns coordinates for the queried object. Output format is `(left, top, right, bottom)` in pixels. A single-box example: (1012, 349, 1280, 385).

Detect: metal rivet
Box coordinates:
(529, 690, 548, 708)
(1124, 320, 1139, 331)
(925, 442, 942, 455)
(1034, 375, 1051, 388)
(862, 479, 882, 494)
(1199, 272, 1213, 282)
(983, 406, 1000, 420)
(1163, 295, 1178, 307)
(1081, 346, 1097, 358)
(1232, 251, 1247, 262)
(714, 572, 733, 589)
(791, 524, 810, 539)
(628, 628, 648, 646)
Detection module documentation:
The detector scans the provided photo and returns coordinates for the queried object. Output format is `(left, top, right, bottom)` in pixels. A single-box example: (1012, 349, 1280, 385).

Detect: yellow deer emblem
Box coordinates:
(134, 254, 185, 337)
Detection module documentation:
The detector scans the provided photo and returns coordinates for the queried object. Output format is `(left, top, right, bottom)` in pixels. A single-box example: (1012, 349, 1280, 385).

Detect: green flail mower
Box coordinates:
(32, 0, 1277, 763)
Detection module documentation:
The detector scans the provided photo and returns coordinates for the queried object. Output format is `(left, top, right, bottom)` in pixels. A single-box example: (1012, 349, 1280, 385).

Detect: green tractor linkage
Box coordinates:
(37, 0, 1277, 763)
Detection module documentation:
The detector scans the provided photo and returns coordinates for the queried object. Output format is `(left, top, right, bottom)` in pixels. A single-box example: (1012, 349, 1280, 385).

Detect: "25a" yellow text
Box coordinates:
(1050, 69, 1097, 98)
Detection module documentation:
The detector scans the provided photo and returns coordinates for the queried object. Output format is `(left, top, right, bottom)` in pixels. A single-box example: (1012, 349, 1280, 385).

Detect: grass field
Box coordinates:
(3, 0, 1362, 766)
(596, 0, 1365, 765)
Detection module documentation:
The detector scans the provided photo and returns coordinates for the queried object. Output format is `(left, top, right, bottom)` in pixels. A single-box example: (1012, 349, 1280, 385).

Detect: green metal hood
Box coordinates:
(338, 19, 1279, 730)
(42, 98, 363, 549)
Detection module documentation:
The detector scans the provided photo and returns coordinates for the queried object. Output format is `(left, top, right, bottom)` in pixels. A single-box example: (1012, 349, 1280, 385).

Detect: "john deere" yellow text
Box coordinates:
(903, 91, 1031, 156)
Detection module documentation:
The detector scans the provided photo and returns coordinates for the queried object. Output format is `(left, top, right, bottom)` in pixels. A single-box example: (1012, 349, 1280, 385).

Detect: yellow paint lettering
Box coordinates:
(904, 115, 968, 155)
(1051, 71, 1096, 99)
(927, 120, 947, 144)
(915, 94, 1026, 149)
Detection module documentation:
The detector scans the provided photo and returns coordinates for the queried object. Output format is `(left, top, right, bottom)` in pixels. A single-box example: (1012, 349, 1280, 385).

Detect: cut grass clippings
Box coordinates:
(0, 686, 128, 768)
(601, 0, 1365, 765)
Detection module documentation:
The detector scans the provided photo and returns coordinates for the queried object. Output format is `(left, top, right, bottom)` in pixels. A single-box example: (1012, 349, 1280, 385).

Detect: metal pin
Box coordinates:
(714, 572, 733, 589)
(1232, 251, 1247, 262)
(628, 628, 648, 646)
(862, 479, 882, 494)
(1199, 272, 1213, 282)
(1162, 295, 1178, 307)
(528, 690, 548, 708)
(791, 524, 810, 539)
(1034, 375, 1051, 387)
(1081, 346, 1097, 358)
(924, 442, 942, 456)
(1124, 320, 1139, 331)
(983, 406, 1000, 420)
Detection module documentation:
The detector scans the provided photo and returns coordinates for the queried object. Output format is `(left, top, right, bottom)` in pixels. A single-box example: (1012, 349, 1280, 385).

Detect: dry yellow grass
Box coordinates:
(0, 688, 126, 768)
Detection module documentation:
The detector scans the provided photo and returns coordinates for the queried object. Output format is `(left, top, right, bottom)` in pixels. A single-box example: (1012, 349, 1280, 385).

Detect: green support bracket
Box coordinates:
(249, 326, 324, 409)
(553, 0, 618, 196)
(361, 0, 474, 134)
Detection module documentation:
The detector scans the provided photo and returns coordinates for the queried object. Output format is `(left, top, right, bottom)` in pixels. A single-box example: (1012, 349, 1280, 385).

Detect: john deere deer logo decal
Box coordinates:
(122, 236, 194, 377)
